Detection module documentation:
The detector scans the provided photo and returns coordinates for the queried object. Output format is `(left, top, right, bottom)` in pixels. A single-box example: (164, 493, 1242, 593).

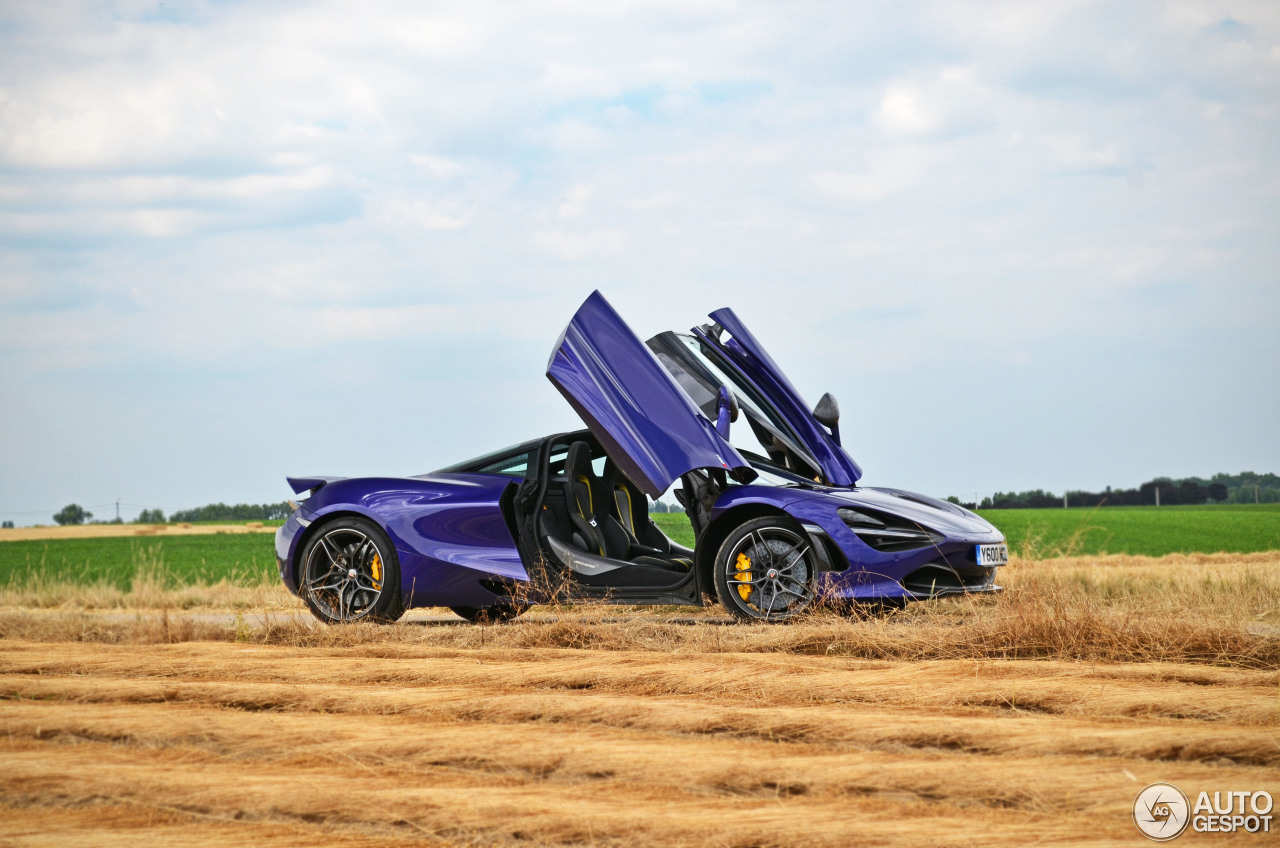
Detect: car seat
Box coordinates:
(563, 442, 689, 571)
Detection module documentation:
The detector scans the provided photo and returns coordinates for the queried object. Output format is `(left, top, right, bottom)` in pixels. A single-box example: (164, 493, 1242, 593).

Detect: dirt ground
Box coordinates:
(0, 618, 1276, 845)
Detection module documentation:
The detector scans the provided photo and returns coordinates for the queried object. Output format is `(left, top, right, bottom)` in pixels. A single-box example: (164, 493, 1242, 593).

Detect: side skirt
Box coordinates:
(544, 537, 704, 606)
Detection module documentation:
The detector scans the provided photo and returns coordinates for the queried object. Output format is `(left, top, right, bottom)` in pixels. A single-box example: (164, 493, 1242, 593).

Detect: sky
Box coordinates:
(1, 0, 1278, 524)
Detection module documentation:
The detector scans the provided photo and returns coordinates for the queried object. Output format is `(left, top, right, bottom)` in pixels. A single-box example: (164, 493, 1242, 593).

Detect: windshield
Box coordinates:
(648, 331, 823, 480)
(743, 453, 815, 486)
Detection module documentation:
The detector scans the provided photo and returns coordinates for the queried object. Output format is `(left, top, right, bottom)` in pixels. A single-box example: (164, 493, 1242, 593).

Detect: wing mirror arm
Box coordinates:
(715, 386, 740, 439)
(813, 392, 841, 445)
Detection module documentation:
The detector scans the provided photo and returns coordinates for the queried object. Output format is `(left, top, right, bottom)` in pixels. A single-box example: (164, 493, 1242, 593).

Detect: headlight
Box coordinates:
(837, 507, 944, 552)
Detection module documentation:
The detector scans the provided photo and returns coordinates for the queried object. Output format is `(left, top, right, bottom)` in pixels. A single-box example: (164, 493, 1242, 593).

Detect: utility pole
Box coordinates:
(1063, 492, 1068, 509)
(116, 499, 120, 522)
(1257, 485, 1260, 505)
(1155, 487, 1160, 507)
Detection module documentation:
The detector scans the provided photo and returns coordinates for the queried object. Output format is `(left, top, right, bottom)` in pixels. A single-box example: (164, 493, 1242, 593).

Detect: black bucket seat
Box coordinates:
(604, 458, 693, 568)
(563, 442, 689, 571)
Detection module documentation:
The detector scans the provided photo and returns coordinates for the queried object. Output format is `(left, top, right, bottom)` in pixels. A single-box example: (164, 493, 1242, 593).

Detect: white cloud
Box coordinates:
(556, 184, 595, 219)
(1, 0, 1278, 515)
(875, 83, 938, 135)
(532, 227, 626, 260)
(374, 199, 472, 230)
(410, 154, 467, 179)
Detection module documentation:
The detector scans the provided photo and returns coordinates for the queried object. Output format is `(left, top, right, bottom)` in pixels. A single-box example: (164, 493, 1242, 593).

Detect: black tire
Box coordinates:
(450, 603, 529, 625)
(713, 516, 819, 623)
(298, 516, 404, 624)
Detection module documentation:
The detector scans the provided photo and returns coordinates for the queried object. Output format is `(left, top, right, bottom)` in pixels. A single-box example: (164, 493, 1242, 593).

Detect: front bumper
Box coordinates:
(782, 492, 1007, 603)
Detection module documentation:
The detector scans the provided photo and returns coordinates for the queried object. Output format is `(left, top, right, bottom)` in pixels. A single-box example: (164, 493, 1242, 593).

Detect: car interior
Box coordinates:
(535, 435, 697, 588)
(488, 320, 836, 595)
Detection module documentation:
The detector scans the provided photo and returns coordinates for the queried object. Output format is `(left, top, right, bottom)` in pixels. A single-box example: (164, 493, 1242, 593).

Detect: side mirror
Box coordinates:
(715, 386, 739, 438)
(813, 392, 841, 444)
(813, 392, 839, 427)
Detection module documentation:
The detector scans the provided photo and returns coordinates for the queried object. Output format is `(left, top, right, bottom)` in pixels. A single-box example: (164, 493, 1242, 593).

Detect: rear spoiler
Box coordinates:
(286, 476, 346, 496)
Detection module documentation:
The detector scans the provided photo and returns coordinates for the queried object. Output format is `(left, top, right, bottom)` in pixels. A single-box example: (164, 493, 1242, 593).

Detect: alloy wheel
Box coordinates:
(302, 526, 386, 622)
(722, 524, 815, 621)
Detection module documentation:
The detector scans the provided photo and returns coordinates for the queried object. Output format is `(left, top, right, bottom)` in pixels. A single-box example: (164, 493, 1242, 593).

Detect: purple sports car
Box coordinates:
(276, 291, 1006, 624)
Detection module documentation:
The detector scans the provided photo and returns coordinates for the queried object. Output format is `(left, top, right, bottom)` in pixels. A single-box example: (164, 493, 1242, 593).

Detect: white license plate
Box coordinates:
(976, 543, 1009, 567)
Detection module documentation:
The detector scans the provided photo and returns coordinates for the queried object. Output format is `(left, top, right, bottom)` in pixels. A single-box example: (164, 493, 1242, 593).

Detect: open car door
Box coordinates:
(547, 291, 754, 498)
(698, 307, 863, 487)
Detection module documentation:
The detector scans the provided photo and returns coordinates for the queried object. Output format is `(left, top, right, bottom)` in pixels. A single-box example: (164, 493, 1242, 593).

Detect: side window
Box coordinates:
(476, 451, 530, 478)
(546, 443, 605, 478)
(547, 446, 570, 478)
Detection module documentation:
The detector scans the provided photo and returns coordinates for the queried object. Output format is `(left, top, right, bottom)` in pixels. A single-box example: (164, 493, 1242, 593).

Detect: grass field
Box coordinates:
(651, 512, 696, 548)
(0, 552, 1277, 846)
(977, 503, 1280, 557)
(0, 535, 277, 591)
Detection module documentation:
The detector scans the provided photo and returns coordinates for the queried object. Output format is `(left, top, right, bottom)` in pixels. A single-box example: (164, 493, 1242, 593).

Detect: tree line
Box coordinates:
(51, 502, 292, 525)
(168, 502, 293, 522)
(951, 471, 1279, 510)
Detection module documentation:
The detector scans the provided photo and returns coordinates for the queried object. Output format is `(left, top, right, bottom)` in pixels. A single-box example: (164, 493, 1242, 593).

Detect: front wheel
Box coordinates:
(713, 516, 819, 623)
(299, 517, 404, 624)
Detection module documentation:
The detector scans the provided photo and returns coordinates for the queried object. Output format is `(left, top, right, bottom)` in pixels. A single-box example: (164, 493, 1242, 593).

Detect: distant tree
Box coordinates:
(169, 502, 292, 523)
(975, 473, 1273, 509)
(135, 508, 166, 523)
(1, 520, 13, 529)
(1177, 480, 1207, 505)
(53, 504, 92, 525)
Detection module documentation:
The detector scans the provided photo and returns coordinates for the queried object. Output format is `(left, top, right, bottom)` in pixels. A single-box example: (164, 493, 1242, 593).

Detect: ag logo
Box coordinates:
(1134, 783, 1191, 841)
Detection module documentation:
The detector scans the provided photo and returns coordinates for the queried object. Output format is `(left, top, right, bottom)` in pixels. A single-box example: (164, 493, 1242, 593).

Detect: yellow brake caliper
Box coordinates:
(734, 552, 752, 601)
(370, 552, 383, 591)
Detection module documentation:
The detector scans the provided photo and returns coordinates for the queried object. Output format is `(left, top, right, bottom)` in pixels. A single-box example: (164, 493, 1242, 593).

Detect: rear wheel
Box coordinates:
(714, 516, 819, 623)
(299, 517, 404, 624)
(450, 604, 529, 625)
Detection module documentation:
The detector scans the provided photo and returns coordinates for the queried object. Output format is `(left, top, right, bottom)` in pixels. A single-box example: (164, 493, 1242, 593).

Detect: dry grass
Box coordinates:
(0, 553, 294, 611)
(3, 552, 1277, 667)
(0, 522, 275, 541)
(1, 552, 1278, 846)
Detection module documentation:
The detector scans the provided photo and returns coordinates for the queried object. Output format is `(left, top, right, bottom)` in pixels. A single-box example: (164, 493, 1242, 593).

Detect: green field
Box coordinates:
(0, 534, 278, 589)
(977, 503, 1280, 557)
(651, 513, 697, 549)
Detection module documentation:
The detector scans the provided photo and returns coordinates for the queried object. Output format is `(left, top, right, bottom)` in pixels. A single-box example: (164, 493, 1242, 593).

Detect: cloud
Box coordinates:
(1, 0, 1278, 517)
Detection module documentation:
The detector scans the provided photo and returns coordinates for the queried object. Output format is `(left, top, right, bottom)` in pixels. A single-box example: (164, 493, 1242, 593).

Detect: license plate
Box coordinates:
(976, 543, 1009, 567)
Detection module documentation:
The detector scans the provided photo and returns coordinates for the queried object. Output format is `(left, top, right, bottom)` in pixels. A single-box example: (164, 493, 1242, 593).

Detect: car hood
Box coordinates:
(702, 307, 862, 487)
(547, 291, 753, 498)
(831, 486, 1002, 539)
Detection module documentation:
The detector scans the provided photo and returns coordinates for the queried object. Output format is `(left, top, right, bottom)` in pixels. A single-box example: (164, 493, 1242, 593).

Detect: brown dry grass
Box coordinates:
(4, 552, 1278, 666)
(0, 522, 275, 542)
(1, 552, 1278, 846)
